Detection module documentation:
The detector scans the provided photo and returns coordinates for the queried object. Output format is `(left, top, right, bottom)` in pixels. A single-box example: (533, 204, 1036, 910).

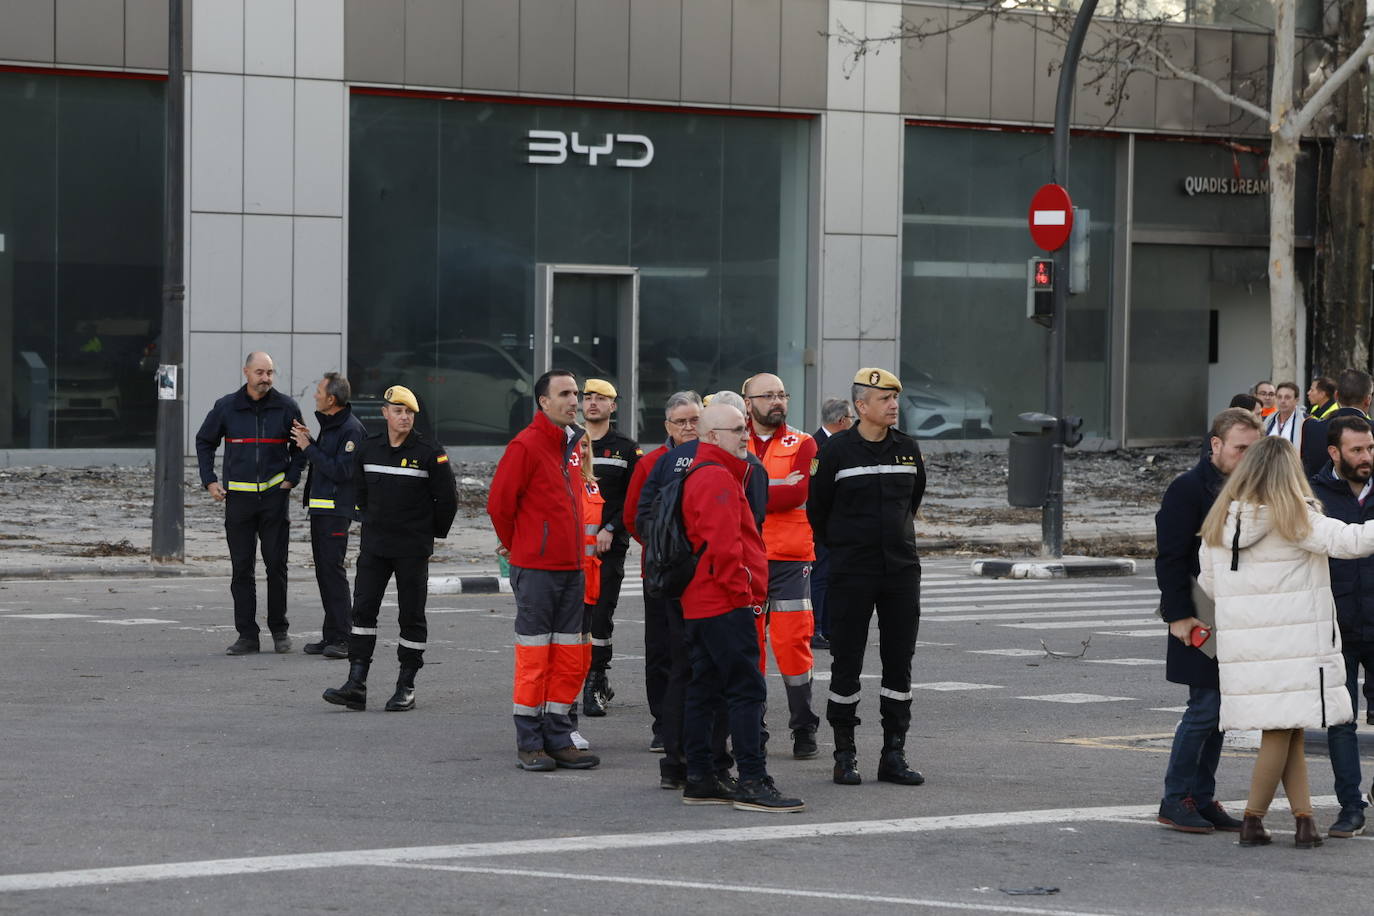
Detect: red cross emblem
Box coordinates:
(781, 434, 799, 447)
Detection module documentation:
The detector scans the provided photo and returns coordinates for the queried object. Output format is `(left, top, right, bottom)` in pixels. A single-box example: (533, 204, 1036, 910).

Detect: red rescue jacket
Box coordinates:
(582, 480, 604, 605)
(487, 411, 584, 571)
(680, 442, 768, 620)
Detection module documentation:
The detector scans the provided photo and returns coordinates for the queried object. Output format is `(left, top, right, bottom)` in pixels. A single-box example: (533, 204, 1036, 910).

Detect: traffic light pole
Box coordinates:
(151, 0, 186, 564)
(1043, 0, 1100, 558)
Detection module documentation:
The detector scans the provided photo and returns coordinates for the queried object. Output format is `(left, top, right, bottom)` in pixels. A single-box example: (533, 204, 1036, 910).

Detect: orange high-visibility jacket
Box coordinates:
(748, 426, 816, 562)
(582, 480, 603, 606)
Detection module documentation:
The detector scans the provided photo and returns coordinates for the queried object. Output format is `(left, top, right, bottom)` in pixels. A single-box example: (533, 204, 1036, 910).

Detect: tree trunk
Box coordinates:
(1314, 0, 1374, 377)
(1269, 0, 1299, 384)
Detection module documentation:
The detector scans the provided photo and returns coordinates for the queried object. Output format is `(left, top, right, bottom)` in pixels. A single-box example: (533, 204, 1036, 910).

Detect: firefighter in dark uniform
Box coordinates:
(323, 386, 457, 712)
(806, 367, 927, 788)
(579, 378, 642, 716)
(195, 351, 304, 656)
(290, 371, 367, 659)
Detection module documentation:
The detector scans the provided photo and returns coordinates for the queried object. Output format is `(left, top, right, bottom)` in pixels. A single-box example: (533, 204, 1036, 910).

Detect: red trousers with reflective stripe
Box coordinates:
(757, 560, 814, 677)
(509, 566, 590, 751)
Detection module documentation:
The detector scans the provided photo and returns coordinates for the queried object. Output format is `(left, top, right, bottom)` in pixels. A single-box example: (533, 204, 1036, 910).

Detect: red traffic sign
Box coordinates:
(1028, 184, 1074, 252)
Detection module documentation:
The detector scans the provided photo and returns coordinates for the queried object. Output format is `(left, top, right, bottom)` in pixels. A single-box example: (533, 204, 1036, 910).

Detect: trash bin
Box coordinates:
(1008, 430, 1052, 508)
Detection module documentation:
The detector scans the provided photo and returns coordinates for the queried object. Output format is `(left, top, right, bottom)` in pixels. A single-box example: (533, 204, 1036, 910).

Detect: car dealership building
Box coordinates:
(0, 0, 1315, 456)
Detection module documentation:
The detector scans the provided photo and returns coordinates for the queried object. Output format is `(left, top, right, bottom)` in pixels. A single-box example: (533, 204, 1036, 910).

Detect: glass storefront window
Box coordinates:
(0, 72, 165, 449)
(349, 94, 811, 446)
(900, 125, 1115, 439)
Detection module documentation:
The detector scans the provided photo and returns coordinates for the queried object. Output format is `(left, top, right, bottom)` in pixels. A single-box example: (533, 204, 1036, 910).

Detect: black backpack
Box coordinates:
(643, 461, 720, 599)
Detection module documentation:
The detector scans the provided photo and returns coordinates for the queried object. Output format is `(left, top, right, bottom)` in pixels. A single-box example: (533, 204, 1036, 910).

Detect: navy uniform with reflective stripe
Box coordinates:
(347, 430, 458, 669)
(588, 427, 641, 672)
(194, 385, 305, 641)
(300, 404, 367, 647)
(806, 426, 926, 734)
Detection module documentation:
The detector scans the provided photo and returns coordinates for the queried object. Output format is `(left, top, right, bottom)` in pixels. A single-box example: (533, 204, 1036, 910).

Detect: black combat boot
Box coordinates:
(876, 730, 925, 786)
(832, 725, 861, 785)
(323, 661, 369, 710)
(384, 666, 419, 711)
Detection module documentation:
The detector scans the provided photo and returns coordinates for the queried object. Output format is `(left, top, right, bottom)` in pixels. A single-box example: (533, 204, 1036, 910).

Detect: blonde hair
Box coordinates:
(577, 434, 596, 484)
(1200, 436, 1318, 546)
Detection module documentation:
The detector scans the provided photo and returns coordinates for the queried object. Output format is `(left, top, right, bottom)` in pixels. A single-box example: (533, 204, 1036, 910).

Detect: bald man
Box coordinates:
(196, 351, 305, 655)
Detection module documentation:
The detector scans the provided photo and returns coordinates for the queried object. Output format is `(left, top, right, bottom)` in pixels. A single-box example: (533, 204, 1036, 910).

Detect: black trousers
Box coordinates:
(310, 515, 352, 644)
(224, 488, 290, 639)
(590, 543, 627, 670)
(652, 594, 734, 780)
(644, 593, 674, 738)
(825, 569, 921, 734)
(347, 552, 429, 669)
(684, 608, 769, 782)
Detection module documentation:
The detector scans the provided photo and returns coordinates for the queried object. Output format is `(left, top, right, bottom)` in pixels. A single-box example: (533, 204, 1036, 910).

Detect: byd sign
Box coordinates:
(526, 130, 655, 168)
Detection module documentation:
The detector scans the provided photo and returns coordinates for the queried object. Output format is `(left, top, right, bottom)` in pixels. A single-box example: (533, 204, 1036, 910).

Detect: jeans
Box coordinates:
(684, 608, 768, 782)
(1162, 686, 1223, 806)
(1328, 642, 1373, 811)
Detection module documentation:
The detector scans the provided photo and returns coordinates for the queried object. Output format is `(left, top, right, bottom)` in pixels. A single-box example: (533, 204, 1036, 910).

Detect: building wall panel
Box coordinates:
(628, 0, 680, 101)
(680, 0, 731, 104)
(405, 0, 463, 87)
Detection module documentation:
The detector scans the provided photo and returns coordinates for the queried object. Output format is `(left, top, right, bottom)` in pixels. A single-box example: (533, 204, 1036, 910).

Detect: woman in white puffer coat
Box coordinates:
(1198, 436, 1374, 849)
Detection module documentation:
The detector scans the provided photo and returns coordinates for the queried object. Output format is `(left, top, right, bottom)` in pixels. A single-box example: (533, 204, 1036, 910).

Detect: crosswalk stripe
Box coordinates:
(923, 600, 1158, 615)
(1000, 617, 1161, 630)
(924, 589, 1156, 604)
(925, 606, 1157, 623)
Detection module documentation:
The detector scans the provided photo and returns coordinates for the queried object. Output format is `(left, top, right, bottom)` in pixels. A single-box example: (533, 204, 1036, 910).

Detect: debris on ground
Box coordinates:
(1041, 637, 1091, 659)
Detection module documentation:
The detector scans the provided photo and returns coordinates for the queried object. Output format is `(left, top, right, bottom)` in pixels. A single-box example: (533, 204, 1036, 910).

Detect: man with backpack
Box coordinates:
(677, 400, 804, 812)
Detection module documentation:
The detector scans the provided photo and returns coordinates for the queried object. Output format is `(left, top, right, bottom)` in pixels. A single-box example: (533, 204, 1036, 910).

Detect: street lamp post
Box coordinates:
(151, 0, 185, 564)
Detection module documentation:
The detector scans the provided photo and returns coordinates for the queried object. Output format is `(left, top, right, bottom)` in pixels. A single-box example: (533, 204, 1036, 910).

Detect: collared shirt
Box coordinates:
(1332, 466, 1374, 506)
(1266, 410, 1302, 444)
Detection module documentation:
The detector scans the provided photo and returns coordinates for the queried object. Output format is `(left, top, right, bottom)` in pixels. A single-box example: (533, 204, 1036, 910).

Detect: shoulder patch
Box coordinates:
(635, 448, 643, 456)
(345, 440, 356, 453)
(435, 453, 449, 464)
(809, 458, 819, 476)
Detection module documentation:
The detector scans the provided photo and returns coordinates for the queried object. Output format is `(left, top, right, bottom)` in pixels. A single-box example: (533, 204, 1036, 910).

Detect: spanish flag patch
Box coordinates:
(436, 453, 449, 464)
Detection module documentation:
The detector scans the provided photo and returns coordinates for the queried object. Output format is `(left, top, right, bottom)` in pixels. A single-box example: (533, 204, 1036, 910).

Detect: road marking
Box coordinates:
(1151, 707, 1188, 713)
(924, 602, 1157, 617)
(912, 682, 1004, 691)
(968, 648, 1045, 657)
(380, 863, 1117, 916)
(923, 590, 1153, 605)
(0, 801, 1186, 893)
(922, 586, 1144, 600)
(1094, 630, 1160, 638)
(1000, 618, 1160, 630)
(927, 607, 1157, 623)
(94, 618, 179, 626)
(1083, 658, 1163, 666)
(1017, 693, 1134, 704)
(1, 613, 97, 620)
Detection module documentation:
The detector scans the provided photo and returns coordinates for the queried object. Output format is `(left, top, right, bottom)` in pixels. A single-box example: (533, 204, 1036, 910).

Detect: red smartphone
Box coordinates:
(1189, 625, 1211, 648)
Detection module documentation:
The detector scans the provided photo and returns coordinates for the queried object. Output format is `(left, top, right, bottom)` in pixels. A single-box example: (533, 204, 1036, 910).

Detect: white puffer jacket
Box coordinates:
(1198, 500, 1365, 731)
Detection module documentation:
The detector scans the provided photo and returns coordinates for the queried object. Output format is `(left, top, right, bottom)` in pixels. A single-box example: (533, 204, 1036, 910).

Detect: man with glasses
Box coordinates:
(807, 367, 928, 788)
(810, 397, 855, 650)
(679, 401, 805, 812)
(742, 373, 821, 760)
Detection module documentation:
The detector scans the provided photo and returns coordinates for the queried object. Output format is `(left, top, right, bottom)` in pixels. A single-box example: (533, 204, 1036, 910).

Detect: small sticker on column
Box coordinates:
(156, 365, 177, 400)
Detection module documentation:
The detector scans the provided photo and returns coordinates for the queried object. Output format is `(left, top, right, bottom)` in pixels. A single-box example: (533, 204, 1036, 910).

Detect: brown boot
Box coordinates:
(1294, 814, 1324, 849)
(1238, 814, 1272, 847)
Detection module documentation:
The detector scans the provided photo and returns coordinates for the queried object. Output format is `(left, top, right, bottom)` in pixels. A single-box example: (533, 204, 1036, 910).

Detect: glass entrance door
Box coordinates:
(534, 265, 640, 438)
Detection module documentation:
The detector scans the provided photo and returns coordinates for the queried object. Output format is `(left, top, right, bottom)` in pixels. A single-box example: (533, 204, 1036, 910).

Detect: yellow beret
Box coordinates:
(383, 385, 420, 413)
(583, 378, 618, 399)
(853, 367, 902, 392)
(702, 393, 714, 407)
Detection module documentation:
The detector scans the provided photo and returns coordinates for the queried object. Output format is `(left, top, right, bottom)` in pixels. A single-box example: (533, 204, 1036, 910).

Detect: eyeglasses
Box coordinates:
(711, 425, 748, 436)
(666, 417, 700, 428)
(745, 392, 790, 402)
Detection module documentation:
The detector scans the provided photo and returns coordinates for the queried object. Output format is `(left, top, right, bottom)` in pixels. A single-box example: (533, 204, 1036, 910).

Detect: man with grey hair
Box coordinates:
(196, 351, 305, 655)
(291, 372, 367, 658)
(814, 397, 854, 444)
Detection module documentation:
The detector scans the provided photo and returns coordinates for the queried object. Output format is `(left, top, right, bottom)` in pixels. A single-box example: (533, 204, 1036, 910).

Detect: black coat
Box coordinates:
(355, 430, 458, 558)
(195, 385, 304, 490)
(590, 427, 641, 546)
(1155, 455, 1224, 687)
(1310, 464, 1374, 644)
(301, 405, 367, 519)
(1301, 406, 1367, 477)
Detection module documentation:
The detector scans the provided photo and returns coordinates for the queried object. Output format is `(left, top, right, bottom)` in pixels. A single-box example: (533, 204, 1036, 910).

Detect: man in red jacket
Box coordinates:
(488, 370, 599, 773)
(679, 401, 805, 813)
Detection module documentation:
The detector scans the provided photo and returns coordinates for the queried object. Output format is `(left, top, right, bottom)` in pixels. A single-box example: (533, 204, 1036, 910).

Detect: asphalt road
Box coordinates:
(2, 559, 1370, 915)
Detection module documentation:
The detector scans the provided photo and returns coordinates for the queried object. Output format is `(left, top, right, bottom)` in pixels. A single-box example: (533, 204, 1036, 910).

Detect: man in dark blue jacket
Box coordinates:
(196, 351, 304, 656)
(292, 372, 367, 659)
(1300, 369, 1372, 476)
(1310, 414, 1374, 838)
(1155, 407, 1261, 833)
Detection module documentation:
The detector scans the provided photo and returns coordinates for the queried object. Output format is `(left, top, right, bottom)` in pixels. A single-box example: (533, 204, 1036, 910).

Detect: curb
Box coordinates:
(970, 556, 1138, 579)
(429, 575, 512, 595)
(0, 562, 230, 580)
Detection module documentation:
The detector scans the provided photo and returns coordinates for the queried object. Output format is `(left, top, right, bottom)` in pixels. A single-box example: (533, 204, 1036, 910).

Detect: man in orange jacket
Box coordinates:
(743, 373, 821, 759)
(488, 370, 599, 773)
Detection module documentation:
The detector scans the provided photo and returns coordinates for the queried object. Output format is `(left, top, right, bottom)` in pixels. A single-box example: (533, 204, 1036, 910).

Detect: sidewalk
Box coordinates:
(0, 446, 1195, 579)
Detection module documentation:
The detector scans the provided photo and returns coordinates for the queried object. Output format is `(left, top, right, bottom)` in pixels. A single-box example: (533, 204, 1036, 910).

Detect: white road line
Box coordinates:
(968, 649, 1044, 657)
(1083, 659, 1163, 666)
(1000, 618, 1161, 630)
(922, 586, 1144, 599)
(0, 802, 1181, 894)
(94, 618, 179, 626)
(1151, 707, 1188, 713)
(1016, 693, 1134, 704)
(924, 590, 1155, 604)
(1, 613, 97, 620)
(1094, 630, 1161, 638)
(381, 864, 1121, 916)
(927, 607, 1157, 623)
(912, 682, 1004, 691)
(923, 601, 1158, 615)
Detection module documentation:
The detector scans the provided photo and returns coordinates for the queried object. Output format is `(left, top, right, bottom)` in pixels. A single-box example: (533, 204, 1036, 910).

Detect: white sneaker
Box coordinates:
(571, 730, 591, 750)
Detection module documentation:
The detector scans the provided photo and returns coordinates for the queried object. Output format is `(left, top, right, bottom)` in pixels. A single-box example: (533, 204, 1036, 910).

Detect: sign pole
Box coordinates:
(1042, 0, 1100, 559)
(152, 0, 186, 564)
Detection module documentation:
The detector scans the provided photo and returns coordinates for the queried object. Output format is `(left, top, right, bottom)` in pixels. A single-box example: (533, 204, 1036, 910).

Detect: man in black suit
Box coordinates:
(809, 397, 855, 650)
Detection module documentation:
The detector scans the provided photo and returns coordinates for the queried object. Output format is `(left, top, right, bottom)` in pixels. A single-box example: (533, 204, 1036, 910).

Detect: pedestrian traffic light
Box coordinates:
(1027, 258, 1053, 328)
(1062, 415, 1084, 448)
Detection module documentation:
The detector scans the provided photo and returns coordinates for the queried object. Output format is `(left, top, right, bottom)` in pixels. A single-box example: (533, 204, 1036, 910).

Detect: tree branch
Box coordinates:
(1294, 19, 1374, 134)
(1128, 39, 1272, 121)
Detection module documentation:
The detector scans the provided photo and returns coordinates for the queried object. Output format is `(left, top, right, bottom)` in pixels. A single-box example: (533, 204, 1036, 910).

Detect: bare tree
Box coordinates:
(836, 0, 1374, 385)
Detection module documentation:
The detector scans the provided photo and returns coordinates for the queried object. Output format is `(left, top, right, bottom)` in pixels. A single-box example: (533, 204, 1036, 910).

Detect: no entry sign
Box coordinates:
(1028, 184, 1074, 252)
